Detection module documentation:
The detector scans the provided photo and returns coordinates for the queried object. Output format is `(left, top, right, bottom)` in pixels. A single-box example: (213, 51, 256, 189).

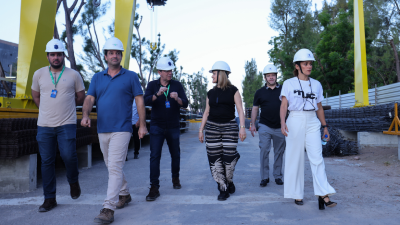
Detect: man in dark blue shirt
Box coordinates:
(81, 37, 147, 223)
(144, 56, 188, 201)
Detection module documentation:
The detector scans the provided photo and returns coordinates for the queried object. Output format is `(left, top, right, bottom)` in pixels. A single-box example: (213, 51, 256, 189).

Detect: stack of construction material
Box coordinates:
(76, 119, 98, 148)
(0, 118, 99, 159)
(321, 127, 358, 157)
(0, 118, 38, 158)
(324, 103, 395, 132)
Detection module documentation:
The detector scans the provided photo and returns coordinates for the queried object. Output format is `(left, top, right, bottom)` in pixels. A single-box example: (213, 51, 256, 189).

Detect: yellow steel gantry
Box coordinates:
(0, 0, 137, 111)
(114, 0, 137, 69)
(354, 0, 369, 107)
(0, 0, 57, 109)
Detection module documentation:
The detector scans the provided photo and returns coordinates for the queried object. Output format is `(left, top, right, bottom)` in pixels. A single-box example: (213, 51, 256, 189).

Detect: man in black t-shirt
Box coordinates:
(249, 64, 286, 187)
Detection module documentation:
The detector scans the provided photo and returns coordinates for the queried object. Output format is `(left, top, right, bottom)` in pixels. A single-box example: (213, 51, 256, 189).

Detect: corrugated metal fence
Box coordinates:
(322, 82, 400, 109)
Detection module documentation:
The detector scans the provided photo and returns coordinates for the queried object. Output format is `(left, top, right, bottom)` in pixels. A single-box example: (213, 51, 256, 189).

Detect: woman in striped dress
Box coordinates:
(198, 61, 247, 201)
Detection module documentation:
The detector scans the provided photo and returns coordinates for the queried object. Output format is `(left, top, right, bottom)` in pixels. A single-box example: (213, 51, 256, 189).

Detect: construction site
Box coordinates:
(1, 0, 400, 224)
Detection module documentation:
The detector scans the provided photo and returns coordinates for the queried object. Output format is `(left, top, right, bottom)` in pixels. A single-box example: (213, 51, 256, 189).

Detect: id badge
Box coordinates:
(50, 89, 58, 98)
(165, 101, 170, 108)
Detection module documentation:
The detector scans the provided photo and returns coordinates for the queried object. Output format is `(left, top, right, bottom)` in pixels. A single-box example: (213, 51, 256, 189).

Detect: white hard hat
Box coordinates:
(293, 49, 315, 63)
(263, 64, 278, 74)
(103, 37, 124, 52)
(209, 61, 231, 74)
(156, 57, 175, 70)
(45, 39, 66, 53)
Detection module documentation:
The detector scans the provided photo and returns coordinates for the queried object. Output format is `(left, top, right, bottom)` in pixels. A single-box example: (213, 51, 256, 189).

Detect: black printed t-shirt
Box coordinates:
(253, 84, 282, 129)
(207, 85, 238, 123)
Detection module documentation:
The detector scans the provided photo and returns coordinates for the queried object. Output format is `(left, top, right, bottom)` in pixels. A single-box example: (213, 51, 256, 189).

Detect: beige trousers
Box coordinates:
(98, 132, 131, 210)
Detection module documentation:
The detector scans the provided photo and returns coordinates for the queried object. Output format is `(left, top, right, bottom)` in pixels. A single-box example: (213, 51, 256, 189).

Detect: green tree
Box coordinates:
(268, 0, 318, 81)
(77, 0, 110, 80)
(242, 59, 263, 108)
(187, 70, 208, 113)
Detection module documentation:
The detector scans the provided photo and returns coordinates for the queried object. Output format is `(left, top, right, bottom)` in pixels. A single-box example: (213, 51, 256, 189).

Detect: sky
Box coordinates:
(0, 0, 324, 92)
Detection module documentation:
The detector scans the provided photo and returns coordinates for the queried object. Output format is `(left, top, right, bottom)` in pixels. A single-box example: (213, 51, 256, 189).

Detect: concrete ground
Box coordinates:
(1, 130, 400, 225)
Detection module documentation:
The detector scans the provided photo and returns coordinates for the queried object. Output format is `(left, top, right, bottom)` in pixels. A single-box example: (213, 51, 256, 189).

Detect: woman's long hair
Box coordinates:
(293, 62, 301, 77)
(214, 71, 232, 90)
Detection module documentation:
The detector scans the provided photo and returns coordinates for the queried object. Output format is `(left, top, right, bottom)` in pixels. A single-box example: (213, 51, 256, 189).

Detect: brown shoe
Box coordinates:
(70, 181, 81, 199)
(172, 177, 181, 189)
(116, 194, 132, 209)
(146, 186, 160, 201)
(38, 198, 57, 212)
(94, 208, 114, 224)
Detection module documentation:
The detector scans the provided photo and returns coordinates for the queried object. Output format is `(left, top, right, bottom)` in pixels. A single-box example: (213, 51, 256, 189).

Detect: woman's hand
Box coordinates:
(281, 122, 288, 137)
(322, 128, 330, 141)
(239, 128, 246, 142)
(199, 130, 204, 143)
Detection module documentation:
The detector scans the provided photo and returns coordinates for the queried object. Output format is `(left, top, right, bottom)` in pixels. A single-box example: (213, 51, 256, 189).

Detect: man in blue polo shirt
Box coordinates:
(81, 37, 147, 224)
(144, 56, 188, 201)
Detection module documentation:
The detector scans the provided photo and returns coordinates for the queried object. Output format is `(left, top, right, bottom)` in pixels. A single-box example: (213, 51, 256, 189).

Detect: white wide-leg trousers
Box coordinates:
(283, 111, 336, 199)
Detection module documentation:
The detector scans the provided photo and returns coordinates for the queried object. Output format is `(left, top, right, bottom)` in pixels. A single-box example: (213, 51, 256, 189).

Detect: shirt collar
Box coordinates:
(157, 78, 171, 87)
(103, 66, 126, 77)
(265, 83, 280, 89)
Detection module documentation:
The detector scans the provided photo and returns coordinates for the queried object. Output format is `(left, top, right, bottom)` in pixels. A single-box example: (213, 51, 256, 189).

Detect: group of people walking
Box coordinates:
(32, 37, 337, 224)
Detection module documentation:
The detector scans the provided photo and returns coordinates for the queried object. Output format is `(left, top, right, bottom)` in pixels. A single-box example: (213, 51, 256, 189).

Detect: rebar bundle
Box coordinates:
(321, 127, 358, 157)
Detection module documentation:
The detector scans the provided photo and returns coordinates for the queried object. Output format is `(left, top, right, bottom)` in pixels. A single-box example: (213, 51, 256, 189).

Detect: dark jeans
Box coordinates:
(132, 125, 140, 154)
(149, 126, 181, 188)
(36, 124, 79, 199)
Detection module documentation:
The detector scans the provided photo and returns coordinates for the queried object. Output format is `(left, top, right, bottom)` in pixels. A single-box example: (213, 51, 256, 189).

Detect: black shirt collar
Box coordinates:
(265, 83, 280, 89)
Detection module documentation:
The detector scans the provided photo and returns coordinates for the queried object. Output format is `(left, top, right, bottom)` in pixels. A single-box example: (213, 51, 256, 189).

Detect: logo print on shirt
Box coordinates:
(54, 45, 59, 49)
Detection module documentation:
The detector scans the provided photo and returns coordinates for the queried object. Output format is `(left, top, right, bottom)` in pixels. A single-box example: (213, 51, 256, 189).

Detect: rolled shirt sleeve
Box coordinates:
(87, 74, 97, 98)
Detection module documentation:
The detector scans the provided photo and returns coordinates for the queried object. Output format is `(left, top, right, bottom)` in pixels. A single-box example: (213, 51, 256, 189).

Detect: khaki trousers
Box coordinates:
(98, 132, 131, 210)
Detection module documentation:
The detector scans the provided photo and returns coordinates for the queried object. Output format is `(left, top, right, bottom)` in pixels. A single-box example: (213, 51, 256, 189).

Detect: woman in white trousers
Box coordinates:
(280, 49, 337, 210)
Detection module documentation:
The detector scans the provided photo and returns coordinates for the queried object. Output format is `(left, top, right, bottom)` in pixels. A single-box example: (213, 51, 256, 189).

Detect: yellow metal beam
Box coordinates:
(354, 0, 369, 107)
(114, 0, 137, 69)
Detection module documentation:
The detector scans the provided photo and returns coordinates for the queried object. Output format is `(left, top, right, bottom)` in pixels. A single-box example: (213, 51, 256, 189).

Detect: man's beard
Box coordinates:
(266, 80, 276, 86)
(49, 59, 64, 69)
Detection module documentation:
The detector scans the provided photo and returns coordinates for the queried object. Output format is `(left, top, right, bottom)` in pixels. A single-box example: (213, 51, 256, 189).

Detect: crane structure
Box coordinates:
(354, 0, 369, 107)
(0, 0, 369, 110)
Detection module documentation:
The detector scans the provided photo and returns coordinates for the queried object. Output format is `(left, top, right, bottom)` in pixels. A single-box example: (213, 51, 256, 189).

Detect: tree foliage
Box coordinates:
(268, 0, 400, 97)
(77, 0, 110, 80)
(242, 59, 264, 108)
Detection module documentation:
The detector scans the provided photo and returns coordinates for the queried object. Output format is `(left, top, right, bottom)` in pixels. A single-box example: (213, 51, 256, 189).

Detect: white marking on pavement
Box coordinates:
(0, 193, 283, 206)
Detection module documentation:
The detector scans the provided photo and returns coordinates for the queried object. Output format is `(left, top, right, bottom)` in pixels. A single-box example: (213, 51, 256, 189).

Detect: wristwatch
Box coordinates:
(154, 92, 160, 98)
(321, 124, 329, 128)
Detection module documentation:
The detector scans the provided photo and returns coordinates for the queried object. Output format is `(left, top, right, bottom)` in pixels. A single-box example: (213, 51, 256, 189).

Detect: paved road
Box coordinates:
(1, 130, 399, 224)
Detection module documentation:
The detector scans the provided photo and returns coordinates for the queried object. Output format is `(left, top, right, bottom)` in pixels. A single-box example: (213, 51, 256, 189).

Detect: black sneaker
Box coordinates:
(146, 186, 160, 201)
(260, 178, 269, 187)
(172, 177, 181, 189)
(134, 154, 139, 159)
(218, 190, 230, 201)
(70, 181, 81, 199)
(275, 178, 284, 185)
(228, 182, 235, 194)
(38, 198, 57, 212)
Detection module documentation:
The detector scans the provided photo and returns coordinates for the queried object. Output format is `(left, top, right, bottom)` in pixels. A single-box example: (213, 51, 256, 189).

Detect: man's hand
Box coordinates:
(249, 125, 257, 137)
(158, 87, 168, 96)
(81, 116, 91, 127)
(138, 126, 148, 139)
(281, 122, 289, 137)
(170, 92, 179, 101)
